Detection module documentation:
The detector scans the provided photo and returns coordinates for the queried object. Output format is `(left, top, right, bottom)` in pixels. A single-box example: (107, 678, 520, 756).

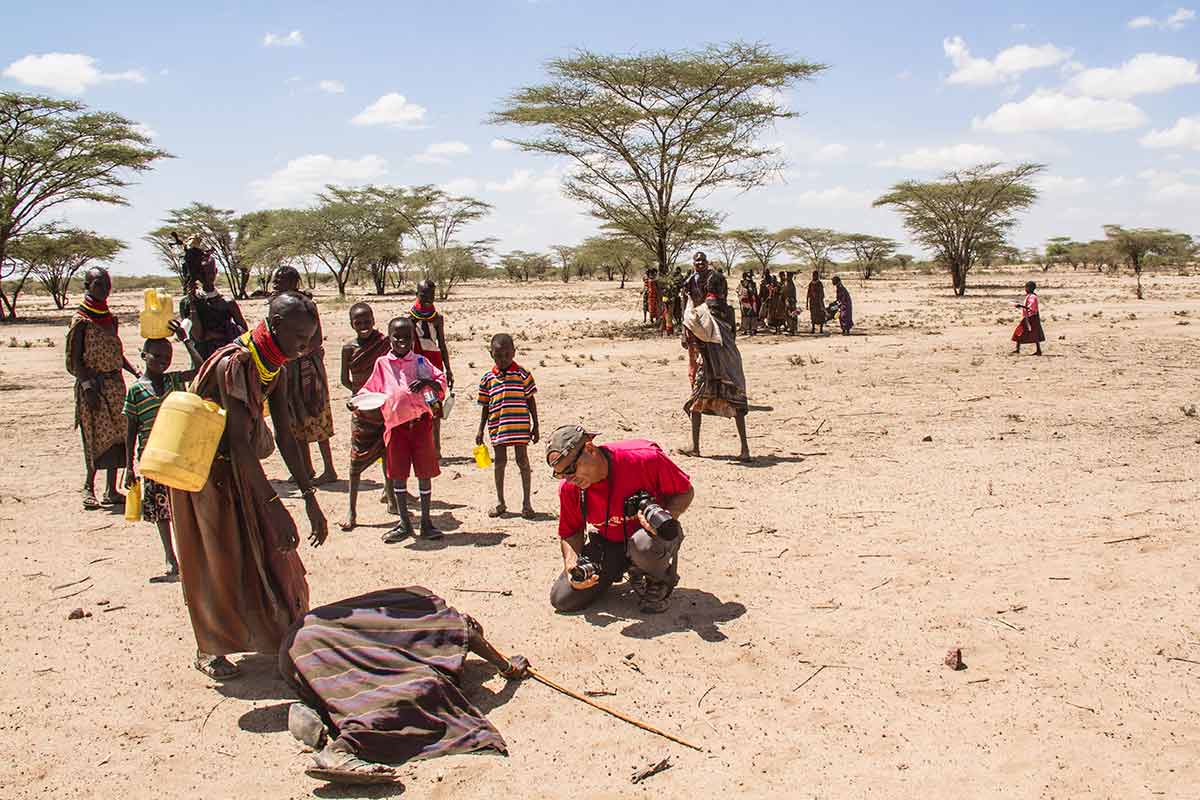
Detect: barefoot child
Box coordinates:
(338, 303, 394, 531)
(475, 333, 539, 518)
(358, 317, 448, 543)
(123, 320, 203, 582)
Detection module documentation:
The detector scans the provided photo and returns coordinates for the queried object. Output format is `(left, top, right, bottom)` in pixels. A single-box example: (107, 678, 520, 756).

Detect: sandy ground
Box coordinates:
(1, 268, 1198, 799)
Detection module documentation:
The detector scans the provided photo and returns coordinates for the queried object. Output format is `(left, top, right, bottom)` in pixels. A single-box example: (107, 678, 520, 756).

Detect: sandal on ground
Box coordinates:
(487, 504, 507, 518)
(194, 654, 240, 680)
(100, 491, 124, 506)
(338, 518, 356, 532)
(82, 490, 101, 511)
(306, 747, 397, 786)
(149, 566, 180, 584)
(521, 507, 537, 520)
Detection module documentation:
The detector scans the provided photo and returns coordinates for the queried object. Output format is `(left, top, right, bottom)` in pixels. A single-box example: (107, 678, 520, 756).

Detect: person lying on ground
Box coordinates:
(280, 586, 529, 786)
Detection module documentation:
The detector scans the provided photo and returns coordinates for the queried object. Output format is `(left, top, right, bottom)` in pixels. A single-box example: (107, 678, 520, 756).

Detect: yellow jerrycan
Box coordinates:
(124, 479, 142, 521)
(472, 443, 492, 469)
(139, 392, 227, 491)
(140, 288, 174, 340)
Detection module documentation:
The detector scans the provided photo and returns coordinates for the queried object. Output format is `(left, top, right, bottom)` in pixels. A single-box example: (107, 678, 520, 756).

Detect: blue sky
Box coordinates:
(3, 1, 1198, 274)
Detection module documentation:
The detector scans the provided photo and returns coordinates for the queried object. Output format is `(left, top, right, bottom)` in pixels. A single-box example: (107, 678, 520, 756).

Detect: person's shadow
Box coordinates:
(213, 654, 294, 701)
(707, 453, 812, 468)
(313, 782, 406, 798)
(459, 660, 524, 715)
(580, 586, 746, 642)
(238, 701, 290, 734)
(404, 515, 510, 551)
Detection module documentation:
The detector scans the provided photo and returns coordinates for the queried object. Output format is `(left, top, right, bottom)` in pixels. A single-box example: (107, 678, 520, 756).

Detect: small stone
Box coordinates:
(97, 599, 110, 606)
(922, 435, 933, 443)
(68, 608, 91, 620)
(944, 647, 965, 670)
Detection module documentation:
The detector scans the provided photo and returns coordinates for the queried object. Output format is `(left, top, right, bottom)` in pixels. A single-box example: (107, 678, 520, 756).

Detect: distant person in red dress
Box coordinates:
(1011, 281, 1045, 356)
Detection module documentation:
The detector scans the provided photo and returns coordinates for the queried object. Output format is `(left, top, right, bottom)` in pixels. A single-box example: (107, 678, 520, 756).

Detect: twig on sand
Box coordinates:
(51, 576, 91, 591)
(1166, 656, 1200, 666)
(87, 556, 113, 565)
(1049, 577, 1071, 581)
(54, 585, 93, 601)
(1065, 701, 1096, 714)
(453, 588, 513, 596)
(796, 451, 828, 457)
(808, 419, 827, 437)
(200, 697, 232, 735)
(811, 604, 841, 610)
(773, 548, 789, 559)
(1103, 535, 1150, 545)
(631, 757, 672, 784)
(868, 578, 893, 592)
(586, 690, 617, 698)
(857, 554, 892, 558)
(698, 685, 716, 708)
(794, 665, 827, 691)
(963, 395, 991, 402)
(968, 678, 990, 684)
(85, 523, 113, 533)
(780, 468, 814, 485)
(101, 605, 127, 613)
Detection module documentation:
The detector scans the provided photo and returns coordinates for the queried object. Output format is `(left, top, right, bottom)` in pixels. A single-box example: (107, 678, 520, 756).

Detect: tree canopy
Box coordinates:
(0, 92, 170, 319)
(1103, 225, 1194, 298)
(874, 162, 1044, 296)
(491, 42, 825, 272)
(839, 233, 898, 279)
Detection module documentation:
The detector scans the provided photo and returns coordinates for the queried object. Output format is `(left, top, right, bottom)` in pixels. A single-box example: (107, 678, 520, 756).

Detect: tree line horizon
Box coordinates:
(2, 41, 1195, 319)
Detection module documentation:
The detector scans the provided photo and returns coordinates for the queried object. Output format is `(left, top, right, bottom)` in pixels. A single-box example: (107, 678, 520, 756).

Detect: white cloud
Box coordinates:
(811, 143, 849, 163)
(133, 123, 158, 139)
(1138, 167, 1200, 201)
(943, 36, 1070, 86)
(317, 79, 345, 94)
(1127, 8, 1195, 29)
(1067, 53, 1198, 98)
(491, 138, 517, 151)
(441, 178, 480, 196)
(351, 93, 427, 128)
(484, 168, 559, 194)
(2, 52, 145, 94)
(411, 140, 471, 164)
(263, 30, 304, 47)
(879, 143, 1006, 170)
(788, 186, 875, 208)
(1035, 175, 1090, 194)
(1140, 115, 1200, 150)
(249, 154, 387, 206)
(972, 90, 1147, 133)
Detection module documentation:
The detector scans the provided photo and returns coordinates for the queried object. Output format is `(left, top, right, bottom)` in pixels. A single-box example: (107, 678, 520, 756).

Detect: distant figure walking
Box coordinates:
(832, 275, 853, 335)
(1011, 281, 1044, 356)
(805, 270, 826, 335)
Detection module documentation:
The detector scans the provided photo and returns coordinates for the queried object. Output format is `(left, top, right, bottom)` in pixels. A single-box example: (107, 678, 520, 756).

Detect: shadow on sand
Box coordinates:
(578, 585, 746, 642)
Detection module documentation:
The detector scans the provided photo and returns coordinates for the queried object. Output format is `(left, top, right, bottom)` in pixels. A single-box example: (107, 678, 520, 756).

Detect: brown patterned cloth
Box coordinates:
(279, 587, 507, 765)
(285, 311, 334, 444)
(66, 315, 127, 470)
(170, 342, 310, 656)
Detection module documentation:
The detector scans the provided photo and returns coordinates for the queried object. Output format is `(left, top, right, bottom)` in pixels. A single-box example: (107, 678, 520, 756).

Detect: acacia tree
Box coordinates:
(874, 162, 1044, 296)
(369, 185, 491, 298)
(728, 227, 786, 272)
(708, 231, 746, 274)
(11, 229, 124, 309)
(577, 235, 644, 288)
(143, 226, 188, 289)
(781, 227, 843, 273)
(551, 244, 576, 283)
(492, 43, 825, 274)
(1103, 225, 1194, 299)
(161, 203, 253, 299)
(499, 250, 551, 282)
(839, 233, 897, 279)
(0, 93, 170, 319)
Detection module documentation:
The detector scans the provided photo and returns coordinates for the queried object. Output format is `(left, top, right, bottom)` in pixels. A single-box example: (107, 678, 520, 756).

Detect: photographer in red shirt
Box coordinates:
(546, 425, 694, 614)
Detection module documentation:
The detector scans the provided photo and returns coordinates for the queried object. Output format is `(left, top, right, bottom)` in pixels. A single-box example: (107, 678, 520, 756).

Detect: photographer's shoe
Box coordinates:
(639, 576, 675, 614)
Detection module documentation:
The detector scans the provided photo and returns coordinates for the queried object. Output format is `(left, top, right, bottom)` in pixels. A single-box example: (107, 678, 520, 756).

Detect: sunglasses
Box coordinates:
(547, 445, 583, 478)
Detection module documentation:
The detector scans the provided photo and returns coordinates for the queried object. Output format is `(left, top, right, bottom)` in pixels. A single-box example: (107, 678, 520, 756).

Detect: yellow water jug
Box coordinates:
(472, 443, 492, 469)
(140, 288, 174, 340)
(139, 392, 227, 491)
(124, 479, 142, 521)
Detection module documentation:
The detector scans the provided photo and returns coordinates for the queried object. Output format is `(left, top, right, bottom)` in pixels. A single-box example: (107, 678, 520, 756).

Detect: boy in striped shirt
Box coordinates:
(476, 333, 539, 519)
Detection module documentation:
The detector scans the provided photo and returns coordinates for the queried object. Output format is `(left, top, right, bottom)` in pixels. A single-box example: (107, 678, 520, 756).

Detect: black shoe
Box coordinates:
(638, 576, 676, 614)
(382, 520, 413, 543)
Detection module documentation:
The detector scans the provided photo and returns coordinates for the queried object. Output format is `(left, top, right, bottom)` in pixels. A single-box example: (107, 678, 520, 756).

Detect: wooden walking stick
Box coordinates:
(487, 637, 702, 752)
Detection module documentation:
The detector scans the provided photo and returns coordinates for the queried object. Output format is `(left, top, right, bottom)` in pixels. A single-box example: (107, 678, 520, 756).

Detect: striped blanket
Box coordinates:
(279, 587, 507, 764)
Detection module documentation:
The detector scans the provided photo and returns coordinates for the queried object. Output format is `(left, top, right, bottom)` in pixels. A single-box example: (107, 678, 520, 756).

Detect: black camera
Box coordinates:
(623, 490, 681, 541)
(569, 557, 601, 583)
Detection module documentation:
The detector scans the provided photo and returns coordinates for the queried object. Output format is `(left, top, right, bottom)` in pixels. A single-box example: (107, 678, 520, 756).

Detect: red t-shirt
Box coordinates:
(556, 440, 692, 542)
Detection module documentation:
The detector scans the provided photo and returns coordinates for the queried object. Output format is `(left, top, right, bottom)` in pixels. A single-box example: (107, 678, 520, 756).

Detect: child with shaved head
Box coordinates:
(476, 333, 539, 518)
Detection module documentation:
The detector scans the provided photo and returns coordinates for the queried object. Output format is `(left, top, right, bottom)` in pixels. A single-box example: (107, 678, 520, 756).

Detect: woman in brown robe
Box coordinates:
(67, 267, 140, 510)
(805, 270, 827, 335)
(170, 290, 330, 680)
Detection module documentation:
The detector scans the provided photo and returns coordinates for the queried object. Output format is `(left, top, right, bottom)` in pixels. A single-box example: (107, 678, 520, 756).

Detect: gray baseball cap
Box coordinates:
(545, 424, 598, 470)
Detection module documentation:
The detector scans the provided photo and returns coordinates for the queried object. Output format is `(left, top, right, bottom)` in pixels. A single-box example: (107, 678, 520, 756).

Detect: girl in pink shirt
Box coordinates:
(1011, 281, 1045, 356)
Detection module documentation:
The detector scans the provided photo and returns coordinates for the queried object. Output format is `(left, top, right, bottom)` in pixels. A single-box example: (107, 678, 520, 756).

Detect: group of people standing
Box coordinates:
(737, 269, 854, 337)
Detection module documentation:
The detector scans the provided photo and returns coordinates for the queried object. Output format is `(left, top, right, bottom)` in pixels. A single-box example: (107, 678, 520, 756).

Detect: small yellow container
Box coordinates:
(139, 392, 227, 491)
(140, 288, 175, 340)
(472, 443, 492, 469)
(124, 480, 142, 521)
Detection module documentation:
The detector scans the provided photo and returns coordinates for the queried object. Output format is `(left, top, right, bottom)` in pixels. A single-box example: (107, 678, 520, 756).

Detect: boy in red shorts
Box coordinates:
(357, 317, 447, 543)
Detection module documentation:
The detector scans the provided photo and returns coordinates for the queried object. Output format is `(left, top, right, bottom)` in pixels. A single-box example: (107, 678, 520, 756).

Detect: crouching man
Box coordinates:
(546, 424, 694, 614)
